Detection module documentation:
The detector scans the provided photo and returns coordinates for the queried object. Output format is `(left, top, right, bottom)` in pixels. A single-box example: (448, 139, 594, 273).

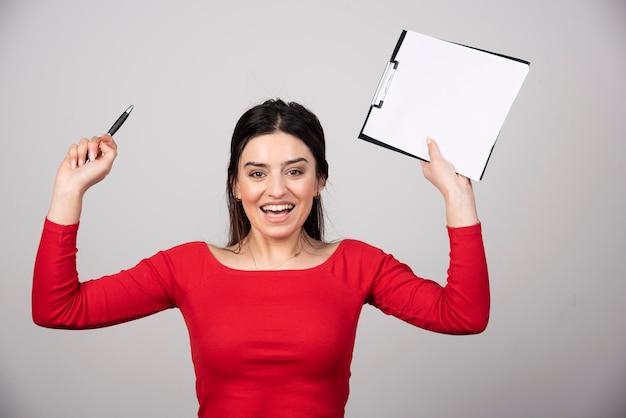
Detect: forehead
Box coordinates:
(240, 132, 313, 162)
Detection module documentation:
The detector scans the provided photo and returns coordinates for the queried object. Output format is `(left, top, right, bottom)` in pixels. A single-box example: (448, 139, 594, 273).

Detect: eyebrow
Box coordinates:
(243, 157, 309, 169)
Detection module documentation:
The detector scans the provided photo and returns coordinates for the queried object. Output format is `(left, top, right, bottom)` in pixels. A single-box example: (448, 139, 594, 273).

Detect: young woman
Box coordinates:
(33, 99, 489, 417)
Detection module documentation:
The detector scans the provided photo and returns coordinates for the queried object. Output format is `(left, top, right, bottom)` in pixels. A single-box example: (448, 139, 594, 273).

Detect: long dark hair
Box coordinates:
(226, 99, 329, 247)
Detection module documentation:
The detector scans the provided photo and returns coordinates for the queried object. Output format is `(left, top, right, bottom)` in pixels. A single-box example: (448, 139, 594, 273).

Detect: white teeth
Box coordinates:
(262, 204, 294, 212)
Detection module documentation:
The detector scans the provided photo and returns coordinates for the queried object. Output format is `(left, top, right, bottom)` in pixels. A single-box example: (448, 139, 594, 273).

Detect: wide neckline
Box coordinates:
(204, 239, 348, 273)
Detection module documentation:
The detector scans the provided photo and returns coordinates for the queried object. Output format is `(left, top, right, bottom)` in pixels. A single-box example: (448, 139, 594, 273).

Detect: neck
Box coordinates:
(244, 231, 306, 270)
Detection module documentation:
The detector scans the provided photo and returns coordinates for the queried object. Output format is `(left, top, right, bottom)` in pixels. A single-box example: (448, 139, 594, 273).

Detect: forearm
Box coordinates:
(47, 185, 83, 225)
(443, 223, 490, 333)
(443, 180, 479, 228)
(32, 219, 81, 327)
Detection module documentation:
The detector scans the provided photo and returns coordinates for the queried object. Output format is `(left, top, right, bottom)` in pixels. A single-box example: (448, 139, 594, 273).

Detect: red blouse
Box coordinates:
(33, 219, 489, 417)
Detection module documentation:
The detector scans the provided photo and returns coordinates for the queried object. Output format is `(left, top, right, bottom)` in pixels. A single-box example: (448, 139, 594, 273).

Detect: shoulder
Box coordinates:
(335, 238, 385, 255)
(163, 241, 212, 256)
(327, 239, 391, 268)
(153, 241, 216, 268)
(322, 239, 406, 295)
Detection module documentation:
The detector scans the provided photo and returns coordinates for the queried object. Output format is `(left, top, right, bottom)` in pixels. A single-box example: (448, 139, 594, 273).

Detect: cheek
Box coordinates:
(238, 181, 263, 199)
(302, 189, 320, 209)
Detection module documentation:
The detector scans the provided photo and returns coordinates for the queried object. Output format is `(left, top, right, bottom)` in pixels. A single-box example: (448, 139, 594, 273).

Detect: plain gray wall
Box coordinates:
(1, 0, 625, 417)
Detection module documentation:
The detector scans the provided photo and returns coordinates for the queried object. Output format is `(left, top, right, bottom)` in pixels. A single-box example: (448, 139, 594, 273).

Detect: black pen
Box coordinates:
(107, 104, 134, 136)
(85, 105, 134, 163)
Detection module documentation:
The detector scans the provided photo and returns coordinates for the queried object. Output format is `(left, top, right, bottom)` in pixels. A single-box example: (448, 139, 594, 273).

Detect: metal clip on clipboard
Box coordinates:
(371, 60, 398, 108)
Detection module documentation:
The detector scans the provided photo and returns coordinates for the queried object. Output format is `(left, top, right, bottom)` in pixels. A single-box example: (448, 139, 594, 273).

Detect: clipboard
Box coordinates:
(359, 30, 530, 181)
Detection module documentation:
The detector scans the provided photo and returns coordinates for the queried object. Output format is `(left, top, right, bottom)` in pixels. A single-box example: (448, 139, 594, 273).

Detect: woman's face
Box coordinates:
(234, 131, 324, 242)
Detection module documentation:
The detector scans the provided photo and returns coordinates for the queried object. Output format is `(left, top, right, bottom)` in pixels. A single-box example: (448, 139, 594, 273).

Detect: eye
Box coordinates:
(249, 171, 265, 178)
(286, 168, 303, 176)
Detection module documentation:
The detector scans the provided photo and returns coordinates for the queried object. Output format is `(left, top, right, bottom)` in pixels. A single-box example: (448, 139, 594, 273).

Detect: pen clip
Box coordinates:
(372, 60, 398, 109)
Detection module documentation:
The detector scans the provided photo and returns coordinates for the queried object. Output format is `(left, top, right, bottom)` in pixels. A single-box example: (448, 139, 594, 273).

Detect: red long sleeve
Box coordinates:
(32, 218, 177, 329)
(32, 218, 489, 417)
(365, 224, 490, 333)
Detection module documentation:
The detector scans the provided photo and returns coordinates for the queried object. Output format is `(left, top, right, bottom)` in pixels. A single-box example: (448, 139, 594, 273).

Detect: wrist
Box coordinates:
(47, 185, 84, 225)
(444, 181, 479, 228)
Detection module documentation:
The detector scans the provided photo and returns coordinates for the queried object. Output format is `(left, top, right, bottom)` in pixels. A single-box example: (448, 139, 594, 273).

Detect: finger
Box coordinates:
(77, 138, 89, 166)
(67, 143, 79, 169)
(426, 137, 443, 161)
(99, 134, 117, 151)
(96, 134, 118, 160)
(90, 135, 113, 161)
(87, 136, 103, 162)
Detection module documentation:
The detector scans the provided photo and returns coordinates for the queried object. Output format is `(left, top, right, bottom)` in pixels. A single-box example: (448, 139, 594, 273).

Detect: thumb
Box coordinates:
(426, 137, 443, 161)
(96, 134, 118, 161)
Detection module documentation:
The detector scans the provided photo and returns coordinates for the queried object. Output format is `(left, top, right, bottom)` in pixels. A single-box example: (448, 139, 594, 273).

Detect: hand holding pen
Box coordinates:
(74, 104, 133, 165)
(47, 105, 134, 224)
(56, 105, 132, 190)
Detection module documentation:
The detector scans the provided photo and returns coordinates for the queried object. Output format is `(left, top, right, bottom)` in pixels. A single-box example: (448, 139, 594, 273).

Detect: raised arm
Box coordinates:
(33, 134, 183, 328)
(33, 134, 129, 328)
(368, 137, 488, 334)
(365, 137, 489, 333)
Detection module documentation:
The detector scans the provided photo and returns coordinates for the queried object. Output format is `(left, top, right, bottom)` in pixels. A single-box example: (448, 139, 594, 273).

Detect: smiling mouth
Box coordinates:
(261, 204, 294, 217)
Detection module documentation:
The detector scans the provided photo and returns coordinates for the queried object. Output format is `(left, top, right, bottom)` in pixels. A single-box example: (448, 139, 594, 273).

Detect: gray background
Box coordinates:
(1, 1, 625, 417)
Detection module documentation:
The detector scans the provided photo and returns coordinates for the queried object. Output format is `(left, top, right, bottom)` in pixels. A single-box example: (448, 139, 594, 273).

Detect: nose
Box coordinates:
(267, 174, 287, 198)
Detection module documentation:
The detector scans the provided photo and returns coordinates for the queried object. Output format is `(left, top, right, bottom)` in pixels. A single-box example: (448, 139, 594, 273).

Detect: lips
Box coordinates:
(261, 204, 294, 218)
